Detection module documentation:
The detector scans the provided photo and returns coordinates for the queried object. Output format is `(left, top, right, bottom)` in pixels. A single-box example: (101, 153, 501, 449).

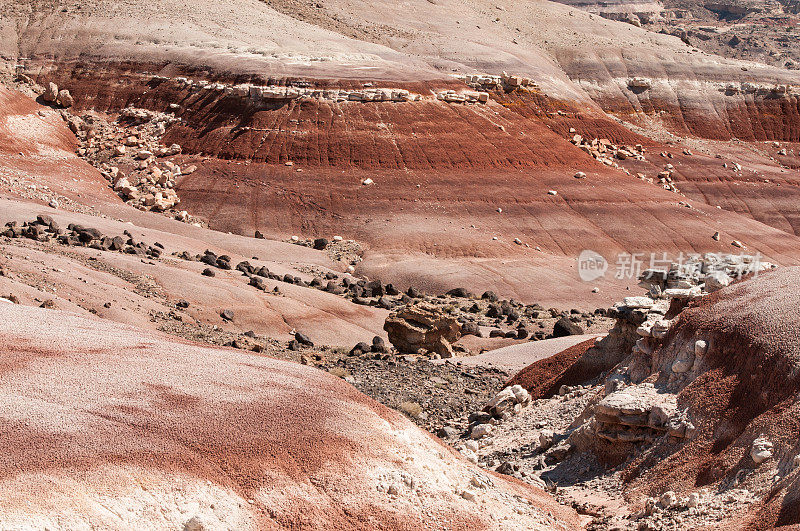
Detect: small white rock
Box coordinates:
(471, 423, 494, 439)
(687, 492, 700, 508)
(751, 437, 773, 464)
(695, 340, 707, 356)
(660, 491, 677, 508)
(464, 439, 480, 452)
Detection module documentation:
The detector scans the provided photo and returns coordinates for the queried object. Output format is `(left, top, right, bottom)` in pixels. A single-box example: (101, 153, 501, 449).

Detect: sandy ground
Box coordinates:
(442, 334, 605, 372)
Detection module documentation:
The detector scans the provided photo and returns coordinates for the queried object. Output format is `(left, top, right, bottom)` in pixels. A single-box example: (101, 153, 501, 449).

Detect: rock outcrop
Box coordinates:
(506, 259, 800, 528)
(173, 76, 422, 104)
(384, 303, 462, 357)
(583, 382, 694, 444)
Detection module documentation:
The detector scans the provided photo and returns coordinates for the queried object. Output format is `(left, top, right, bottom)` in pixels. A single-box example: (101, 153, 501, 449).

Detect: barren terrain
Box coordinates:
(0, 0, 799, 528)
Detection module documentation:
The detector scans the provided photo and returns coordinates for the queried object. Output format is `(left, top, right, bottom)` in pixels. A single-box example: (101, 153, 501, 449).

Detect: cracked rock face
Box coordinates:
(589, 383, 692, 443)
(383, 303, 461, 357)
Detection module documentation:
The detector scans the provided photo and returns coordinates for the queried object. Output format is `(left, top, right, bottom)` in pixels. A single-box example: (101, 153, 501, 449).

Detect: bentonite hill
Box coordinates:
(0, 0, 799, 528)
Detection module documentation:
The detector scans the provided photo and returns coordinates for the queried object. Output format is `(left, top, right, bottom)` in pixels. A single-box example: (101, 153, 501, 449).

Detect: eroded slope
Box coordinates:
(0, 303, 580, 529)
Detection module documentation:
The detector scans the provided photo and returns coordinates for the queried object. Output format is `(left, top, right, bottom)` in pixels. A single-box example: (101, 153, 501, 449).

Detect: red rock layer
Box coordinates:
(34, 61, 634, 170)
(506, 338, 599, 399)
(22, 63, 800, 306)
(594, 90, 800, 142)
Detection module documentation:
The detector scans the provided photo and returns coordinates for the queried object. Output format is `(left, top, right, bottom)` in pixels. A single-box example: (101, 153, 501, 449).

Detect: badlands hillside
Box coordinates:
(0, 0, 799, 528)
(3, 0, 800, 302)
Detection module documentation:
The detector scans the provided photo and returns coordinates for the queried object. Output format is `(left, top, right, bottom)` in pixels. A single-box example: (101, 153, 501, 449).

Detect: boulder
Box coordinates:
(35, 214, 54, 227)
(249, 276, 266, 290)
(383, 283, 399, 296)
(236, 261, 254, 274)
(364, 280, 384, 297)
(461, 321, 482, 337)
(294, 332, 314, 347)
(78, 228, 102, 241)
(43, 82, 59, 102)
(671, 358, 693, 373)
(371, 336, 387, 353)
(471, 423, 493, 439)
(56, 89, 74, 108)
(377, 296, 394, 310)
(384, 303, 461, 357)
(446, 287, 470, 298)
(485, 385, 530, 418)
(349, 341, 371, 356)
(695, 340, 708, 356)
(552, 317, 584, 337)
